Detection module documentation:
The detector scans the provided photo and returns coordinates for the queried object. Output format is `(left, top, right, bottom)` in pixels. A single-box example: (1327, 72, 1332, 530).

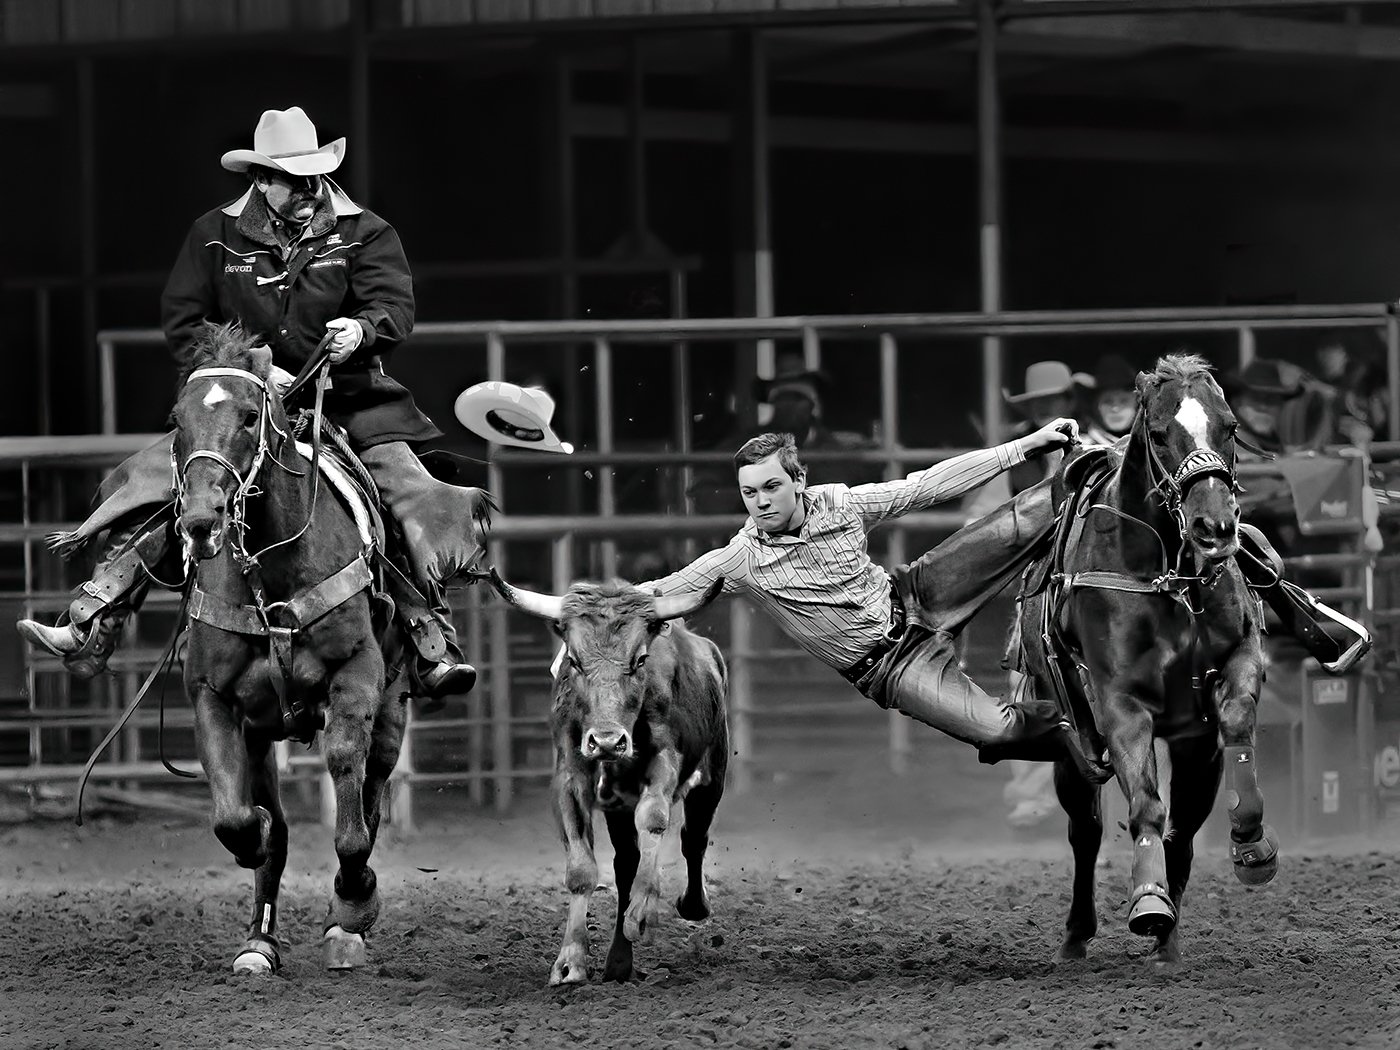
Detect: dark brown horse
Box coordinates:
(1021, 353, 1273, 967)
(171, 323, 489, 975)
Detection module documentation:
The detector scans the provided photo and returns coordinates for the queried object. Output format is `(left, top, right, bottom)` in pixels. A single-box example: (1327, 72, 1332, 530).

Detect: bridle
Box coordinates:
(174, 363, 324, 575)
(175, 366, 278, 511)
(1075, 383, 1246, 605)
(1139, 407, 1239, 546)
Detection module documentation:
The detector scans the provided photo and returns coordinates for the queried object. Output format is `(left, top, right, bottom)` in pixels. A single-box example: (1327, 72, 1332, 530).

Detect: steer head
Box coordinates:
(487, 569, 723, 761)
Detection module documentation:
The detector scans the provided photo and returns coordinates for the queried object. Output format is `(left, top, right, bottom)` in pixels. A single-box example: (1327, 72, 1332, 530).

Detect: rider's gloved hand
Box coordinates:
(325, 317, 365, 364)
(1022, 416, 1080, 457)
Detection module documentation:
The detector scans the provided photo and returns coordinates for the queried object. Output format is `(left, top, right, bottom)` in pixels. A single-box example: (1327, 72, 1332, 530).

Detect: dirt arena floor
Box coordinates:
(3, 735, 1398, 1050)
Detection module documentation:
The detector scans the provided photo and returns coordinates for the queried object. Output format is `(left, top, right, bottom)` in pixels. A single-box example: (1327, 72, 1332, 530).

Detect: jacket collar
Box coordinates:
(222, 177, 362, 245)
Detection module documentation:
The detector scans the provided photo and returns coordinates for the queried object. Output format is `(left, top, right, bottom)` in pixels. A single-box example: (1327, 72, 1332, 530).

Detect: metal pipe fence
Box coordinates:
(3, 303, 1395, 822)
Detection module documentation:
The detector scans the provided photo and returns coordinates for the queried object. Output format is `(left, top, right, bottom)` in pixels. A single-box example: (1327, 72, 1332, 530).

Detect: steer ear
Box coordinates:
(487, 567, 565, 622)
(651, 576, 724, 623)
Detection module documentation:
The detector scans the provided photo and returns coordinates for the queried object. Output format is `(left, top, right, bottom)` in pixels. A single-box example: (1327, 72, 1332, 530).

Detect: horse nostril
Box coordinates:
(1192, 518, 1232, 542)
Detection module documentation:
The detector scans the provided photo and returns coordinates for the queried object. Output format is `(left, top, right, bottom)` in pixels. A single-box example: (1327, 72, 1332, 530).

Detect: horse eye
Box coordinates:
(242, 410, 259, 429)
(631, 652, 648, 673)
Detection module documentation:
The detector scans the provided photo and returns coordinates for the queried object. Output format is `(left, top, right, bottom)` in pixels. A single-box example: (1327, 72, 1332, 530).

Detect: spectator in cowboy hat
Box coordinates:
(18, 105, 486, 708)
(1229, 357, 1370, 455)
(1083, 353, 1140, 447)
(1312, 329, 1389, 438)
(963, 361, 1092, 520)
(751, 360, 877, 464)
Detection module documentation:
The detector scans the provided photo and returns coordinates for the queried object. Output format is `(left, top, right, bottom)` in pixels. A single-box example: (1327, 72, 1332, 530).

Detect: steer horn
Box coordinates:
(487, 568, 565, 621)
(652, 576, 725, 622)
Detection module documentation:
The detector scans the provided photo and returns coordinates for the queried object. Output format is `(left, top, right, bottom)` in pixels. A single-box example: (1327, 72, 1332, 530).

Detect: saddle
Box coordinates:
(287, 411, 451, 667)
(1012, 445, 1119, 765)
(1019, 445, 1119, 603)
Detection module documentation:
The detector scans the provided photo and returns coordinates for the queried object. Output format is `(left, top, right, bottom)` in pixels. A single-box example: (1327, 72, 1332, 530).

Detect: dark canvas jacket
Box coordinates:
(161, 182, 440, 448)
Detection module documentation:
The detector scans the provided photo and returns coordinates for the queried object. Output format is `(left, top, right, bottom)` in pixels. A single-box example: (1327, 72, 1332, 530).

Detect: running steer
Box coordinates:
(487, 571, 728, 985)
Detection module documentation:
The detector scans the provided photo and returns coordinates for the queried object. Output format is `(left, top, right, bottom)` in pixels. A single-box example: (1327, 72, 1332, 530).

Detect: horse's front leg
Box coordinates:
(1216, 632, 1277, 885)
(320, 643, 386, 970)
(1098, 684, 1174, 940)
(232, 733, 289, 974)
(190, 679, 268, 869)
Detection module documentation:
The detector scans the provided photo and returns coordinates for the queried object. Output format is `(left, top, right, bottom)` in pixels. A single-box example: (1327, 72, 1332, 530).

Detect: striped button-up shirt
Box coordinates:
(644, 440, 1030, 671)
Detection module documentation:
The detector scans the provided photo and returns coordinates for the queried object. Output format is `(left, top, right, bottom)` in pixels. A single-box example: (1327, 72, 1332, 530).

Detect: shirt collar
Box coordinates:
(743, 492, 814, 545)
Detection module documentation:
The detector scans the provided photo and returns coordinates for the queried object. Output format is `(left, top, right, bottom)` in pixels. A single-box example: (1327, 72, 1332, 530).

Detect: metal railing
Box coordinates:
(4, 302, 1394, 819)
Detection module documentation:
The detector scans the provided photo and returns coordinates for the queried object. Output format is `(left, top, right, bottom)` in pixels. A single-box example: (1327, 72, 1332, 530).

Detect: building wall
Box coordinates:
(4, 43, 1400, 458)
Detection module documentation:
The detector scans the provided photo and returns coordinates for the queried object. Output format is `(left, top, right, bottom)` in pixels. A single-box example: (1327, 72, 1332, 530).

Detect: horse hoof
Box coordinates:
(321, 925, 367, 971)
(1127, 884, 1176, 938)
(1054, 940, 1091, 964)
(1232, 826, 1280, 886)
(675, 891, 711, 924)
(1234, 855, 1278, 886)
(232, 936, 280, 975)
(233, 951, 274, 975)
(549, 961, 590, 986)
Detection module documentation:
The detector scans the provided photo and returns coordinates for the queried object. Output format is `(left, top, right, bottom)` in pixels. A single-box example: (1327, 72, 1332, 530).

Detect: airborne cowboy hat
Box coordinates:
(1004, 360, 1093, 405)
(454, 381, 574, 454)
(220, 107, 346, 176)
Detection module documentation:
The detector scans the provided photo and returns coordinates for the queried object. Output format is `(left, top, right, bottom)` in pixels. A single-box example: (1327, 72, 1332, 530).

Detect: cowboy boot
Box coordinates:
(1237, 522, 1372, 675)
(409, 582, 477, 712)
(16, 519, 172, 679)
(358, 442, 488, 707)
(881, 625, 1112, 783)
(377, 561, 476, 709)
(976, 712, 1114, 785)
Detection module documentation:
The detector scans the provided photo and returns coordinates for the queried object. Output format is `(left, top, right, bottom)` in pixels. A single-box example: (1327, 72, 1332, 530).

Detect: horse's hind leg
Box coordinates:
(320, 648, 385, 970)
(1216, 636, 1278, 885)
(233, 734, 289, 974)
(191, 684, 269, 869)
(1053, 759, 1102, 963)
(1149, 733, 1223, 968)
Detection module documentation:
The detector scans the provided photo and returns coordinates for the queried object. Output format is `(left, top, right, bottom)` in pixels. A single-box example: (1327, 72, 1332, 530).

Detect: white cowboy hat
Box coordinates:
(1004, 361, 1094, 405)
(454, 381, 574, 454)
(220, 107, 346, 176)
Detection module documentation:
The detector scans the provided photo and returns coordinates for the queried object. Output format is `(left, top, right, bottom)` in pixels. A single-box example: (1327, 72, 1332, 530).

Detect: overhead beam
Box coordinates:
(1004, 11, 1400, 61)
(569, 102, 1400, 168)
(773, 24, 974, 78)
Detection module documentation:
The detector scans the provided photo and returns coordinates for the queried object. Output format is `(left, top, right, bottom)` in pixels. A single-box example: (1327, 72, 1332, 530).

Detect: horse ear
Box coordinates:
(248, 344, 274, 379)
(1134, 370, 1154, 400)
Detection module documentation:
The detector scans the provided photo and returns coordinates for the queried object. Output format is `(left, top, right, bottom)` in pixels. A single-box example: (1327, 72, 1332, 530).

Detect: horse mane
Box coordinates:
(178, 322, 271, 386)
(1145, 351, 1214, 389)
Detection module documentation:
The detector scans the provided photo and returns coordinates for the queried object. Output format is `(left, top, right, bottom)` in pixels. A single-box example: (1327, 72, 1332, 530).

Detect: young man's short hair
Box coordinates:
(733, 432, 806, 480)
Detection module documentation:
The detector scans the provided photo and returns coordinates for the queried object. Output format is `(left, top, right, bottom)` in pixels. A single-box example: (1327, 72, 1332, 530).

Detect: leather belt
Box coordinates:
(840, 580, 907, 687)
